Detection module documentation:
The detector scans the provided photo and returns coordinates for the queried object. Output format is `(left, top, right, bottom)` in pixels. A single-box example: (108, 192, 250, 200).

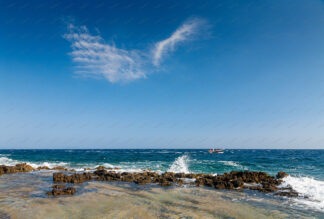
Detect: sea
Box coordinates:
(0, 149, 323, 218)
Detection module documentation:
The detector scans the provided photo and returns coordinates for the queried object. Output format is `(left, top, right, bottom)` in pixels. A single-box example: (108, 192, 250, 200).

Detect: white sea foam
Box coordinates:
(27, 161, 68, 169)
(168, 155, 190, 173)
(0, 157, 19, 166)
(0, 156, 69, 169)
(218, 161, 242, 168)
(102, 163, 115, 168)
(281, 175, 324, 211)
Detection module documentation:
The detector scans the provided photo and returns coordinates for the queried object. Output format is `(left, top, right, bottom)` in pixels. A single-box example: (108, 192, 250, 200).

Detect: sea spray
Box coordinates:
(281, 175, 324, 211)
(168, 155, 190, 173)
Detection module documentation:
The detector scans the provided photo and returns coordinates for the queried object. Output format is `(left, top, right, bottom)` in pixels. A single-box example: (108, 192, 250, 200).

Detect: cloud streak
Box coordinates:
(152, 18, 206, 66)
(64, 18, 207, 83)
(64, 24, 146, 83)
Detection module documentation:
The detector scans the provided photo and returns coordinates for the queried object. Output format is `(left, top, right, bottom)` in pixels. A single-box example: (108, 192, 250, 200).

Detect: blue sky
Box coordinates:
(1, 0, 324, 148)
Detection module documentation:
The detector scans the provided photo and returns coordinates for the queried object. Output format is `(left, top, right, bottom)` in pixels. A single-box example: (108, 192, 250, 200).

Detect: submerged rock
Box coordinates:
(47, 186, 76, 196)
(52, 184, 65, 189)
(275, 190, 298, 197)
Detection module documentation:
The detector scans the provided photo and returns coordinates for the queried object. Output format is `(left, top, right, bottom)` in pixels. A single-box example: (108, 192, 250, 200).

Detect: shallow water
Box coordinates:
(0, 172, 323, 219)
(0, 149, 324, 216)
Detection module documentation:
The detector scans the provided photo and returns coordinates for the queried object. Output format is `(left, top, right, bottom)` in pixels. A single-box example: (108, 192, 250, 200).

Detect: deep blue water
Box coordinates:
(0, 149, 323, 180)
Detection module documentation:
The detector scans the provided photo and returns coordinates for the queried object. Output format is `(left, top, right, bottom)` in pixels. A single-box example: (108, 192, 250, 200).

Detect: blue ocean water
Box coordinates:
(0, 149, 323, 179)
(0, 149, 324, 212)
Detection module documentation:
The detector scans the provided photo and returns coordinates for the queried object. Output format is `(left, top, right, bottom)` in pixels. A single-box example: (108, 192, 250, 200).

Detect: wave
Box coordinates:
(218, 161, 243, 168)
(168, 155, 190, 173)
(281, 176, 324, 211)
(0, 157, 19, 166)
(0, 156, 68, 169)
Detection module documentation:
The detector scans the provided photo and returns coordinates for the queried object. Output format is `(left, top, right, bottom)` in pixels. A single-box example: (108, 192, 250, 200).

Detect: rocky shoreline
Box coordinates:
(0, 163, 297, 197)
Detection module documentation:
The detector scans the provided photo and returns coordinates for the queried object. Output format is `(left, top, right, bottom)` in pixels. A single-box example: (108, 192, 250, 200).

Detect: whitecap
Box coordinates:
(0, 156, 19, 166)
(280, 175, 324, 212)
(168, 155, 190, 173)
(218, 161, 242, 168)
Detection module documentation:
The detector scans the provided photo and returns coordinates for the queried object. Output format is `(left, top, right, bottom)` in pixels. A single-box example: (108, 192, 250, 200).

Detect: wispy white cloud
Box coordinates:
(152, 18, 206, 66)
(64, 18, 207, 83)
(63, 24, 146, 83)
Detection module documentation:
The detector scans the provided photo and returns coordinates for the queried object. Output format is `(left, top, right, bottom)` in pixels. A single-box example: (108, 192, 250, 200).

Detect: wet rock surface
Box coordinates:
(0, 163, 35, 175)
(47, 185, 76, 196)
(0, 163, 297, 198)
(51, 169, 297, 197)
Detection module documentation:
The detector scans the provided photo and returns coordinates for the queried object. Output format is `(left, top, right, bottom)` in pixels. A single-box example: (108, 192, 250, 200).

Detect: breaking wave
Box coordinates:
(281, 175, 324, 212)
(0, 156, 68, 169)
(168, 155, 190, 173)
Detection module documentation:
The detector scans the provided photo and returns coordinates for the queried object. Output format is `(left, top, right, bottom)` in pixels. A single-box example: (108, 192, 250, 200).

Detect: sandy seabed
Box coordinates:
(0, 172, 319, 219)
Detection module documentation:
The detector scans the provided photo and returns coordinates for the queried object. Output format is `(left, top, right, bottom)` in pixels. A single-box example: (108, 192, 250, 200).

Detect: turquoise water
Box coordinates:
(0, 149, 323, 179)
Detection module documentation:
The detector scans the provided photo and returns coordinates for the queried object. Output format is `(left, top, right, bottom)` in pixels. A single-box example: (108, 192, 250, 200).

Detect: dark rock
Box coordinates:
(37, 166, 50, 170)
(159, 179, 173, 187)
(0, 163, 35, 175)
(52, 184, 65, 189)
(175, 173, 186, 178)
(47, 169, 296, 198)
(52, 166, 68, 171)
(94, 169, 107, 176)
(276, 171, 289, 179)
(47, 186, 76, 196)
(232, 179, 244, 188)
(53, 172, 92, 183)
(275, 190, 298, 197)
(134, 174, 151, 185)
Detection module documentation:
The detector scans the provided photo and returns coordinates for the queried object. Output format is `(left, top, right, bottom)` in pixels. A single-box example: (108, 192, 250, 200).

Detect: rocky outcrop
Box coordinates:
(0, 163, 35, 175)
(47, 185, 76, 196)
(0, 163, 294, 197)
(276, 171, 289, 179)
(50, 169, 295, 197)
(53, 172, 92, 183)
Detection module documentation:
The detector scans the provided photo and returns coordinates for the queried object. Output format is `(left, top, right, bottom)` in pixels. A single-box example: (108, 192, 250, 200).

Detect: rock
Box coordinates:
(52, 184, 65, 189)
(275, 190, 298, 197)
(95, 166, 106, 170)
(261, 183, 278, 192)
(185, 173, 197, 178)
(276, 171, 289, 179)
(232, 179, 244, 188)
(134, 174, 151, 185)
(52, 166, 68, 171)
(159, 179, 173, 187)
(47, 169, 296, 198)
(0, 163, 35, 175)
(53, 172, 92, 183)
(121, 173, 135, 182)
(214, 182, 226, 189)
(94, 169, 107, 176)
(175, 173, 186, 178)
(47, 186, 76, 196)
(14, 163, 35, 172)
(37, 166, 50, 170)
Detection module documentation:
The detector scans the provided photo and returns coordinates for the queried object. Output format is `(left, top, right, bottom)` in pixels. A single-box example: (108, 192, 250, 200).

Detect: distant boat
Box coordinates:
(208, 148, 224, 154)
